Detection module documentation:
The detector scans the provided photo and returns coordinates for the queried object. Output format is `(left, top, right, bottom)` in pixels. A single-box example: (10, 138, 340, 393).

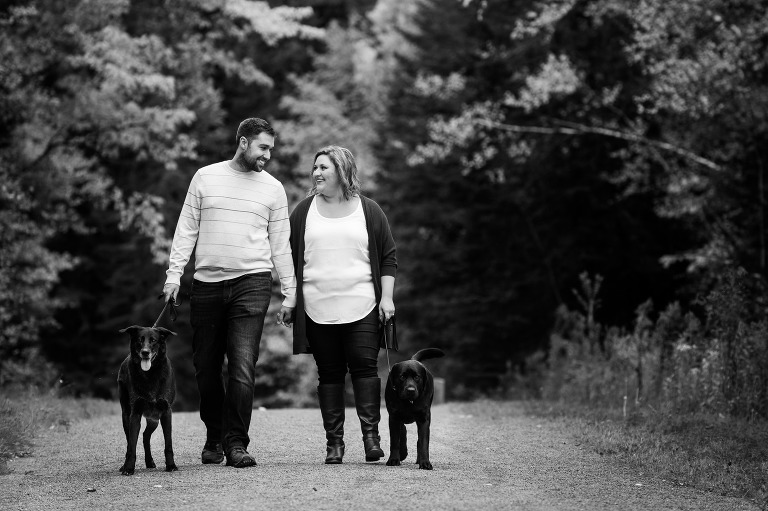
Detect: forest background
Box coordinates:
(3, 0, 768, 425)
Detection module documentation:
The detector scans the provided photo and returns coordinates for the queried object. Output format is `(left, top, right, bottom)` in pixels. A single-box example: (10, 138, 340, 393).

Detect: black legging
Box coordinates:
(306, 308, 380, 385)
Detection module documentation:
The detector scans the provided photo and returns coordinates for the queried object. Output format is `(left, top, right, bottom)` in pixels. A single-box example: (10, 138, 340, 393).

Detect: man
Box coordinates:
(163, 117, 296, 468)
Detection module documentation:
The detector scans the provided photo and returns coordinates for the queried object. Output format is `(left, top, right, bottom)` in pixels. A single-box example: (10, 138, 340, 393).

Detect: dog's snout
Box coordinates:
(140, 348, 151, 357)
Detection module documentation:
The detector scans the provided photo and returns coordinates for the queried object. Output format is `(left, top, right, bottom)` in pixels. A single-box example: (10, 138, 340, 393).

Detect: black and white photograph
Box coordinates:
(1, 1, 767, 509)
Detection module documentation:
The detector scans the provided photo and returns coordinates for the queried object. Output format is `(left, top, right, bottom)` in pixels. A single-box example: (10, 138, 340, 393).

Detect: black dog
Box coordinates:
(385, 348, 445, 470)
(117, 326, 177, 475)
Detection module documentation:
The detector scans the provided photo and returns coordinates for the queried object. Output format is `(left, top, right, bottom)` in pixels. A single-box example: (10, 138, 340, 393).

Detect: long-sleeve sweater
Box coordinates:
(289, 195, 396, 354)
(165, 161, 296, 307)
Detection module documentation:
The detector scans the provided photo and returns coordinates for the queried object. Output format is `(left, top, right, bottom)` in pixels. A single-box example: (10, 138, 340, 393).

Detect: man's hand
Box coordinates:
(276, 306, 294, 327)
(162, 283, 179, 304)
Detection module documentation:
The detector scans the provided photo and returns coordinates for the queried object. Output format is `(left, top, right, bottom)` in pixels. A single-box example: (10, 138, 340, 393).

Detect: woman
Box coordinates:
(287, 145, 396, 464)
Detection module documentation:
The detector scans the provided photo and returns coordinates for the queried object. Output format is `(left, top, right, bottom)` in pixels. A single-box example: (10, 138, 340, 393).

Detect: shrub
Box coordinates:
(537, 268, 768, 420)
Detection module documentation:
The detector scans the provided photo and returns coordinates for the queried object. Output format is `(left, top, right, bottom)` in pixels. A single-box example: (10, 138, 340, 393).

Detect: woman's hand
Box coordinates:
(379, 296, 395, 323)
(277, 306, 294, 327)
(379, 275, 396, 323)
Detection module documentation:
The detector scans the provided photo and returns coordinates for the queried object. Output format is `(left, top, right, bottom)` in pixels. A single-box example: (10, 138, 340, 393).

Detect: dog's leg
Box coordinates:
(143, 418, 158, 469)
(160, 408, 178, 472)
(120, 414, 130, 473)
(399, 423, 408, 461)
(119, 383, 131, 473)
(415, 412, 432, 470)
(122, 412, 142, 475)
(120, 414, 131, 472)
(386, 416, 403, 466)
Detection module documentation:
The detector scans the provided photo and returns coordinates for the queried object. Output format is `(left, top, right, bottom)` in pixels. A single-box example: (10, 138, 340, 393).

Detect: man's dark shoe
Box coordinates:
(226, 447, 256, 468)
(201, 441, 224, 464)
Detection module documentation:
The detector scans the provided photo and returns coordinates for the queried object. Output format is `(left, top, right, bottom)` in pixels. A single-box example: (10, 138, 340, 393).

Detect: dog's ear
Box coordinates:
(119, 326, 143, 337)
(154, 327, 177, 339)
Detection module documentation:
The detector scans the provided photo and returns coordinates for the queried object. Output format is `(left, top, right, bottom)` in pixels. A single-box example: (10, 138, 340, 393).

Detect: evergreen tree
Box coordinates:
(370, 0, 717, 393)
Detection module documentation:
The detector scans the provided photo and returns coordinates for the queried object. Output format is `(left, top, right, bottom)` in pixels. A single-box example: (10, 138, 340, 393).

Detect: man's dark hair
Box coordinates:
(235, 118, 275, 144)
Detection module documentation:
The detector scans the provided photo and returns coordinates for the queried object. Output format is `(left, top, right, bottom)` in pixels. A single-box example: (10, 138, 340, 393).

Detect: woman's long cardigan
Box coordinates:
(288, 195, 397, 354)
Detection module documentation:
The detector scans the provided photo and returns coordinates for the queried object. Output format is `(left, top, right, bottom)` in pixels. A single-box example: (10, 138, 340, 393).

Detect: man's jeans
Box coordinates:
(190, 272, 271, 451)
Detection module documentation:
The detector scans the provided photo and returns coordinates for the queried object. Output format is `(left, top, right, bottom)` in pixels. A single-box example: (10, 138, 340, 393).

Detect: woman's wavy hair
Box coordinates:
(308, 145, 361, 200)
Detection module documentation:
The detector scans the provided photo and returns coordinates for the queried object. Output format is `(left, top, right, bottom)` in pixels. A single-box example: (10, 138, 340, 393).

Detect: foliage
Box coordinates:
(274, 0, 403, 205)
(369, 0, 669, 390)
(366, 0, 768, 395)
(0, 0, 322, 403)
(3, 0, 768, 411)
(538, 268, 768, 420)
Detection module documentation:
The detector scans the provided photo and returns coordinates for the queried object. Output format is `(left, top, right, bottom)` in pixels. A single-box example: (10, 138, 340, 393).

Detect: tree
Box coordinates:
(0, 0, 322, 402)
(276, 17, 385, 203)
(369, 0, 749, 393)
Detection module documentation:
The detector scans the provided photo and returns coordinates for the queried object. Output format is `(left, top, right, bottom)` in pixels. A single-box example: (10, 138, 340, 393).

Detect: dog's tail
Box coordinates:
(411, 348, 445, 362)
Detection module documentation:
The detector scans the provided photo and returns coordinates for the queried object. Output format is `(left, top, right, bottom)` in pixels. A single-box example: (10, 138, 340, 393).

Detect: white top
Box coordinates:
(303, 196, 376, 324)
(165, 161, 296, 307)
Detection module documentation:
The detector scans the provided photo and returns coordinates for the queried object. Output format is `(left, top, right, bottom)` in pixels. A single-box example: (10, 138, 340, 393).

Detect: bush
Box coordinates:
(535, 268, 768, 420)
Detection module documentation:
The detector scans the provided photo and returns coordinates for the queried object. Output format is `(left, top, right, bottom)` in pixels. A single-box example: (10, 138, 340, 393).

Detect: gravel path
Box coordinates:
(1, 401, 757, 510)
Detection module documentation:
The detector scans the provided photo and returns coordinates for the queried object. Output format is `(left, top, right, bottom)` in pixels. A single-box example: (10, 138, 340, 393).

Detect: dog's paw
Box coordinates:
(120, 466, 135, 476)
(146, 460, 156, 469)
(418, 460, 433, 470)
(165, 463, 178, 472)
(386, 457, 401, 466)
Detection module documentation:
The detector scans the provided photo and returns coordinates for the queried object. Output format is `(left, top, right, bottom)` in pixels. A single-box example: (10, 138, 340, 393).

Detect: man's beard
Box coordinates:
(238, 153, 265, 172)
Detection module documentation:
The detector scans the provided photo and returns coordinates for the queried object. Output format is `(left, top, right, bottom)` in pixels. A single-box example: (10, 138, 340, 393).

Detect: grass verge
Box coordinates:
(0, 388, 119, 475)
(524, 400, 768, 507)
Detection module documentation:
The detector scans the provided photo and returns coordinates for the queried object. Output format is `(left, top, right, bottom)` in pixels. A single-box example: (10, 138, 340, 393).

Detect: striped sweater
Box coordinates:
(165, 161, 296, 307)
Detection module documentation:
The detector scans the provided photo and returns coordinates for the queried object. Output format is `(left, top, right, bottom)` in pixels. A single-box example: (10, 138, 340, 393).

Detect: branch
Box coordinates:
(23, 126, 69, 171)
(475, 118, 722, 172)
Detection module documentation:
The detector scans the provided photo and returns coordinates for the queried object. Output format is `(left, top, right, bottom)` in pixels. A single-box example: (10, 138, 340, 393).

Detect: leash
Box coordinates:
(382, 316, 396, 373)
(153, 294, 180, 328)
(385, 343, 392, 374)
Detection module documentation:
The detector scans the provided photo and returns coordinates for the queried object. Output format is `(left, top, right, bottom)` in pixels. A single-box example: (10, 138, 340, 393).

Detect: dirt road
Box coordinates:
(0, 401, 757, 510)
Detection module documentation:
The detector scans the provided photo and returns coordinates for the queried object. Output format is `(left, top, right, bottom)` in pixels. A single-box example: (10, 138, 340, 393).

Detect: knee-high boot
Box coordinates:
(317, 384, 345, 464)
(352, 377, 385, 461)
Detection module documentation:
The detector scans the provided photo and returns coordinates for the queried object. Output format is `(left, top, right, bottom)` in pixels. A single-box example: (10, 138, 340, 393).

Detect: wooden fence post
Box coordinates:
(433, 377, 446, 404)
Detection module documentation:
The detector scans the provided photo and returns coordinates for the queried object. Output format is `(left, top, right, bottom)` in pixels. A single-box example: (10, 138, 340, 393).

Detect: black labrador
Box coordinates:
(385, 348, 445, 470)
(117, 326, 177, 475)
